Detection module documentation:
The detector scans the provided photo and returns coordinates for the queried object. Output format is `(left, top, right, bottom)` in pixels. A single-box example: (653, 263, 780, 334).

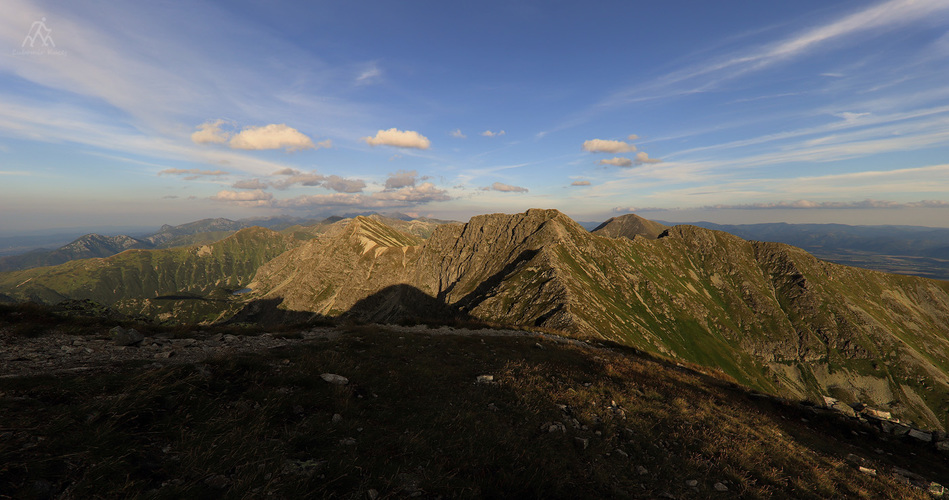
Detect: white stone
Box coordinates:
(320, 373, 349, 385)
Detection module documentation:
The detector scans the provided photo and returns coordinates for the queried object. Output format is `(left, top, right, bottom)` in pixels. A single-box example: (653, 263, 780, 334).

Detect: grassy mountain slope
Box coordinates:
(247, 209, 949, 429)
(683, 221, 949, 280)
(0, 227, 297, 323)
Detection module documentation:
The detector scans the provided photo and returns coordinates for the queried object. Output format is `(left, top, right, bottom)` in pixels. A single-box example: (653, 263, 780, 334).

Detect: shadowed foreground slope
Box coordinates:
(1, 319, 944, 498)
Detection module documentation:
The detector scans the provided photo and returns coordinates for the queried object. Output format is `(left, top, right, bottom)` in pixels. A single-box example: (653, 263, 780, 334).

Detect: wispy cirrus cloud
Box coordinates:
(158, 168, 229, 177)
(605, 0, 949, 106)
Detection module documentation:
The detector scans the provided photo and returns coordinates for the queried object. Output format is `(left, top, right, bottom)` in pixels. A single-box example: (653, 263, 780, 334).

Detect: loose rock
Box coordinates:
(321, 373, 349, 385)
(111, 326, 144, 346)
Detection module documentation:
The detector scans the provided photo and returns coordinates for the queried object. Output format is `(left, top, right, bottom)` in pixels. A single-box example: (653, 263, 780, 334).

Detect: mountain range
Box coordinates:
(1, 209, 948, 432)
(672, 220, 949, 280)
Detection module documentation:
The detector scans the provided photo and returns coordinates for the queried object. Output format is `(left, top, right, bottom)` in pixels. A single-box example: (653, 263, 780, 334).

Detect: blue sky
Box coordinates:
(2, 0, 949, 232)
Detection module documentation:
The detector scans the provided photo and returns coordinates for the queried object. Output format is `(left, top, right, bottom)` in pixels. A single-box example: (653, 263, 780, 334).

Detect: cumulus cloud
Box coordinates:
(482, 181, 528, 193)
(599, 157, 633, 167)
(635, 152, 662, 164)
(210, 189, 273, 206)
(571, 180, 592, 186)
(263, 169, 367, 192)
(705, 199, 949, 210)
(272, 170, 327, 190)
(450, 129, 466, 138)
(583, 139, 636, 153)
(627, 134, 639, 141)
(374, 182, 451, 203)
(191, 120, 231, 144)
(583, 139, 636, 154)
(481, 130, 506, 137)
(229, 124, 317, 151)
(385, 170, 418, 189)
(232, 179, 270, 190)
(322, 175, 366, 193)
(159, 168, 229, 176)
(363, 128, 431, 149)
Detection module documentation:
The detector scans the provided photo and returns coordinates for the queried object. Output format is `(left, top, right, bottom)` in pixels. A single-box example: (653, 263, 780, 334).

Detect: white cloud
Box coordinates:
(450, 129, 466, 138)
(583, 139, 636, 153)
(599, 157, 633, 167)
(482, 182, 528, 193)
(481, 130, 506, 137)
(635, 152, 662, 164)
(385, 170, 418, 189)
(363, 128, 431, 149)
(229, 124, 317, 151)
(191, 119, 230, 144)
(627, 134, 639, 141)
(571, 180, 592, 186)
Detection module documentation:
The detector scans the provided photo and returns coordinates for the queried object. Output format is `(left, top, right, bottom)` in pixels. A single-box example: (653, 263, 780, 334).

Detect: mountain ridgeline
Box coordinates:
(2, 210, 949, 431)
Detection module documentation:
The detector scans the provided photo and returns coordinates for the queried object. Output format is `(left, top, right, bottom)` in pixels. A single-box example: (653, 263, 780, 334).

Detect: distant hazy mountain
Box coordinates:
(0, 234, 149, 272)
(6, 210, 946, 430)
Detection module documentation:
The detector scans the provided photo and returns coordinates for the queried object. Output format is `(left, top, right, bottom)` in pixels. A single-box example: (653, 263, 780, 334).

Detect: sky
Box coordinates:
(2, 0, 949, 233)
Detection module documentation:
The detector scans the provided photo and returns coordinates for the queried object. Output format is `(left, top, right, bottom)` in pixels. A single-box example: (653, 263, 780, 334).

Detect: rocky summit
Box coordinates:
(2, 209, 949, 432)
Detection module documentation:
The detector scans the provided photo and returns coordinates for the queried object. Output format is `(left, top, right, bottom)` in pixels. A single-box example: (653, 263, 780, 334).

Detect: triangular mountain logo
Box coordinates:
(23, 17, 55, 48)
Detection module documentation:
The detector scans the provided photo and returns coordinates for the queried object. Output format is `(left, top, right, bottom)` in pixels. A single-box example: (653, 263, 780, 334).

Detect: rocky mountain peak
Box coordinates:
(592, 213, 669, 240)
